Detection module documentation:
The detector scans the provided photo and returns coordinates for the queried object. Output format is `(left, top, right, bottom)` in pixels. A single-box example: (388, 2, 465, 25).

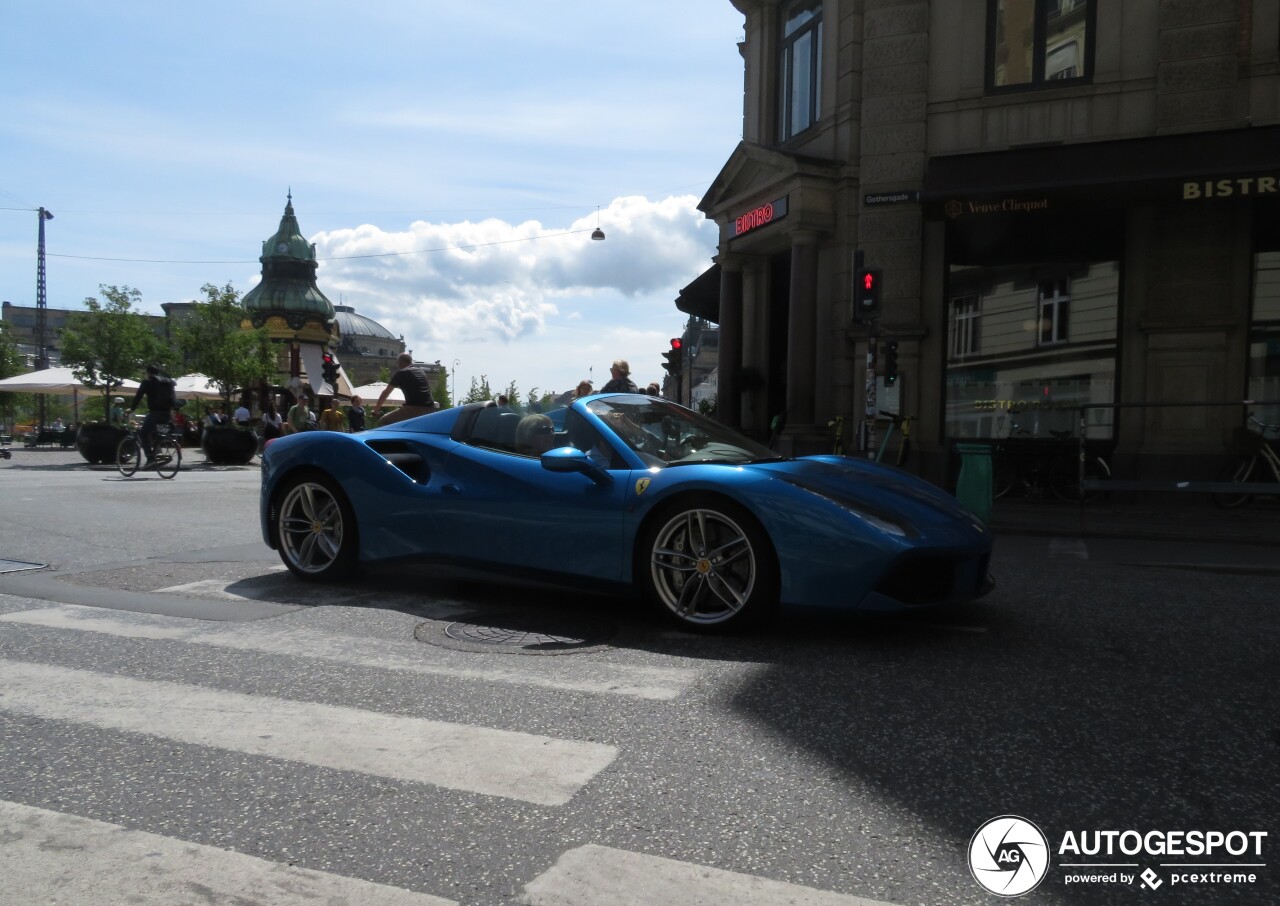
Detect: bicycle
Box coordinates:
(875, 411, 914, 466)
(1213, 412, 1280, 509)
(117, 421, 181, 479)
(991, 417, 1110, 502)
(827, 415, 845, 455)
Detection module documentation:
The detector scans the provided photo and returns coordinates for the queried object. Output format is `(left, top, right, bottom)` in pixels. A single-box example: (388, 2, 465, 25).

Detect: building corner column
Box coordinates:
(783, 231, 821, 449)
(716, 255, 745, 428)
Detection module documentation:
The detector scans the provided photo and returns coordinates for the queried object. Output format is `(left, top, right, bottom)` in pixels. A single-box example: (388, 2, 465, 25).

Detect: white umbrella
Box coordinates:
(172, 373, 225, 401)
(351, 381, 404, 404)
(0, 366, 139, 394)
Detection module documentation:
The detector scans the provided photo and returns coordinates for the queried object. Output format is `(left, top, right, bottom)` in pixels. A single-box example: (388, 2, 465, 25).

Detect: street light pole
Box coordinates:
(451, 358, 460, 406)
(35, 207, 53, 427)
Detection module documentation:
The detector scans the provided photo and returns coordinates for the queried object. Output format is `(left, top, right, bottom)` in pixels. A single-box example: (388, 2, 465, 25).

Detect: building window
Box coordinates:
(988, 0, 1094, 91)
(1038, 280, 1070, 346)
(1248, 251, 1280, 427)
(950, 294, 982, 358)
(777, 0, 822, 143)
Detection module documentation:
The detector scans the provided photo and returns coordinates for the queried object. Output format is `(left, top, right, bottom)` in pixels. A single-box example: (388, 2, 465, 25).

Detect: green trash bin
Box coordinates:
(954, 443, 993, 523)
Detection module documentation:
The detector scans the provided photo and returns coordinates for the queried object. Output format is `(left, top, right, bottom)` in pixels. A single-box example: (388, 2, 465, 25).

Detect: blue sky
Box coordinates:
(0, 1, 745, 399)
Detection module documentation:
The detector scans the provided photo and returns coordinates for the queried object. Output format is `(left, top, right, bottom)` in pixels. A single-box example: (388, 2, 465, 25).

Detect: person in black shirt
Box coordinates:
(375, 354, 437, 426)
(128, 365, 176, 465)
(347, 395, 366, 432)
(600, 359, 638, 394)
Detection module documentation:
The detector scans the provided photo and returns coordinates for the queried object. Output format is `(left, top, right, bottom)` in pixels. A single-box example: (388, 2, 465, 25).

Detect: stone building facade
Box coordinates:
(689, 0, 1280, 488)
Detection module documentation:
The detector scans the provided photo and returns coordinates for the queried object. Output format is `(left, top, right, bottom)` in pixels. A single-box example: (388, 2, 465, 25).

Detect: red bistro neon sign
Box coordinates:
(734, 195, 789, 237)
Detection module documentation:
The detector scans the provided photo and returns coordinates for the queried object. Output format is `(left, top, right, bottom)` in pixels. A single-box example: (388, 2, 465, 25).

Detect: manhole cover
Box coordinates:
(0, 559, 47, 575)
(416, 610, 616, 655)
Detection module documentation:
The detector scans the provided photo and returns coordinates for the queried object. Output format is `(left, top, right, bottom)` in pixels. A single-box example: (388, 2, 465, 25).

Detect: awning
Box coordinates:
(675, 264, 721, 323)
(923, 125, 1280, 211)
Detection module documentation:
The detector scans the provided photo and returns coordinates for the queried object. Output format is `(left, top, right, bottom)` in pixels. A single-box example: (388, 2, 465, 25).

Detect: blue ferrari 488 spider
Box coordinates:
(260, 393, 993, 631)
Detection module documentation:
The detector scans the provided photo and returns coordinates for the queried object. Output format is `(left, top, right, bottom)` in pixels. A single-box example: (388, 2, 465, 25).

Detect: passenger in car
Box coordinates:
(515, 414, 556, 456)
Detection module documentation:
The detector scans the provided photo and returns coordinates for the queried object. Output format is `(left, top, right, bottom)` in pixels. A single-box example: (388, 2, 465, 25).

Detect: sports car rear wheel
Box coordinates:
(642, 498, 778, 631)
(275, 473, 358, 580)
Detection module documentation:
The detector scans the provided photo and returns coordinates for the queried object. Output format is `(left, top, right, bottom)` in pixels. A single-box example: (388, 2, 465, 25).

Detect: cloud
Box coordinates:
(312, 195, 716, 347)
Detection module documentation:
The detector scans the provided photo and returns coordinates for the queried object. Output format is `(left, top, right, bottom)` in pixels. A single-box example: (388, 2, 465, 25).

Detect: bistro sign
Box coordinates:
(734, 195, 789, 237)
(1183, 175, 1278, 200)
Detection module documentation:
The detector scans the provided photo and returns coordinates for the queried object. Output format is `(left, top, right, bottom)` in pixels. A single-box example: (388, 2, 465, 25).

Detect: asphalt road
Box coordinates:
(0, 449, 1276, 905)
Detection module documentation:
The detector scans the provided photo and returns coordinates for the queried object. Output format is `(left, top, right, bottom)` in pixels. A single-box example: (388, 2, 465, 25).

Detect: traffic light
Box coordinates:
(854, 267, 883, 322)
(883, 340, 899, 386)
(321, 353, 339, 387)
(662, 338, 682, 376)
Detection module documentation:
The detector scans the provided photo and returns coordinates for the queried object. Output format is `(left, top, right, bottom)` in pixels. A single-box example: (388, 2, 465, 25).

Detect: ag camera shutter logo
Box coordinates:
(969, 815, 1050, 897)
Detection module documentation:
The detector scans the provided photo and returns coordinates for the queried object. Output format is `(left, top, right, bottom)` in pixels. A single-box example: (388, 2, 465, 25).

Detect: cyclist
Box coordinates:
(127, 365, 177, 467)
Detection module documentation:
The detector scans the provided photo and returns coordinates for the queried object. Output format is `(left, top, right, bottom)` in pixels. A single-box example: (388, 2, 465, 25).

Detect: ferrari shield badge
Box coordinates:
(634, 478, 651, 496)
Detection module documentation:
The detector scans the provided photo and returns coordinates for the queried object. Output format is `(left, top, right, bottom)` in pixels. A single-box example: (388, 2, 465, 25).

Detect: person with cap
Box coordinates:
(109, 396, 129, 428)
(600, 359, 638, 394)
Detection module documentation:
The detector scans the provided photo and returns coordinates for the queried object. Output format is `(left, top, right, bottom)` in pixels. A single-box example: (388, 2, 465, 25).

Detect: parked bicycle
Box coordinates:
(1213, 412, 1280, 509)
(875, 411, 914, 466)
(991, 418, 1110, 502)
(117, 422, 181, 479)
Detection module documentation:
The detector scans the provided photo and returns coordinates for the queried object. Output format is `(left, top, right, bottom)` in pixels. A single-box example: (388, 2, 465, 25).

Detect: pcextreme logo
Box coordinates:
(968, 816, 1269, 896)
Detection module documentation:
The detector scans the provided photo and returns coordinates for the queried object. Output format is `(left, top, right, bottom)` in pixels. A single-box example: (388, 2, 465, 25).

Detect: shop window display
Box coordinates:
(946, 261, 1118, 440)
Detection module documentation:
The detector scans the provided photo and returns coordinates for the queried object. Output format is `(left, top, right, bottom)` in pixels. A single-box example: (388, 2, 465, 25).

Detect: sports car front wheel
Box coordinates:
(641, 499, 778, 632)
(275, 474, 358, 581)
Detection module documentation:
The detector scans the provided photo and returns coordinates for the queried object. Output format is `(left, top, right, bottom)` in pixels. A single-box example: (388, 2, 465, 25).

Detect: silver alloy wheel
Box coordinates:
(278, 480, 346, 575)
(649, 507, 756, 625)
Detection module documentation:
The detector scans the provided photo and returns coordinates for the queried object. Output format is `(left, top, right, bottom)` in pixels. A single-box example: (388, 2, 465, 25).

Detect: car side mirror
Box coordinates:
(540, 447, 610, 485)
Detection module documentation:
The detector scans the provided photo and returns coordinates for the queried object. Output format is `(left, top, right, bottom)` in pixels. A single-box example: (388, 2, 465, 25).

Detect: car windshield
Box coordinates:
(585, 395, 784, 467)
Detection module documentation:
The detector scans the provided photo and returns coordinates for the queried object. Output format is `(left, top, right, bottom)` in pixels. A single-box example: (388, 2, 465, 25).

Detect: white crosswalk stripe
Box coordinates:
(0, 800, 457, 906)
(0, 658, 616, 806)
(520, 844, 904, 906)
(0, 603, 697, 700)
(0, 603, 900, 905)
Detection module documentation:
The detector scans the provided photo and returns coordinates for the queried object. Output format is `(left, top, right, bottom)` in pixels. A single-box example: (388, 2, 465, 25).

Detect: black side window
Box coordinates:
(467, 407, 522, 454)
(565, 410, 624, 470)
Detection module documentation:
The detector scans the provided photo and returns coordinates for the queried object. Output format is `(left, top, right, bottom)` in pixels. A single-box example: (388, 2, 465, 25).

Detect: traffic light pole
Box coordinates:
(852, 250, 881, 458)
(863, 324, 879, 459)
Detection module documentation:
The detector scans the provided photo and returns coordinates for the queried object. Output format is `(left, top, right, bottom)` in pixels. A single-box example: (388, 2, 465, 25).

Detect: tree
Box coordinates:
(176, 283, 277, 410)
(501, 380, 522, 412)
(59, 285, 169, 421)
(462, 375, 494, 404)
(433, 370, 451, 409)
(0, 322, 28, 431)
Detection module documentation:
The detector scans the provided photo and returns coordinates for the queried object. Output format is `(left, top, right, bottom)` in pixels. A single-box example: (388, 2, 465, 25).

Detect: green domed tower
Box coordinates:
(242, 193, 337, 345)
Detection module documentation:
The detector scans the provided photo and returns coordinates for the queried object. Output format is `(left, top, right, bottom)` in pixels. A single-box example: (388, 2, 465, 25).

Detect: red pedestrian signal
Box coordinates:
(854, 267, 883, 322)
(663, 339, 683, 376)
(321, 353, 339, 386)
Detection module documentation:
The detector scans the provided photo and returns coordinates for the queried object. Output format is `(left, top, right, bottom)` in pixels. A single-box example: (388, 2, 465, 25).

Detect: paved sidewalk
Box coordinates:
(989, 495, 1280, 546)
(0, 446, 257, 472)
